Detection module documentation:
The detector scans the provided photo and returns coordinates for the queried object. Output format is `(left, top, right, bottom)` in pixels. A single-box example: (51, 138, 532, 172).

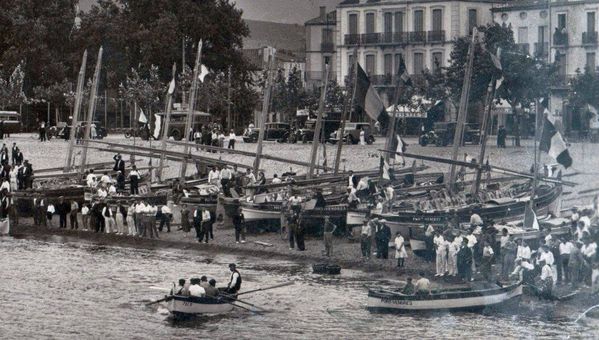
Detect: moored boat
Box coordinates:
(367, 283, 523, 313)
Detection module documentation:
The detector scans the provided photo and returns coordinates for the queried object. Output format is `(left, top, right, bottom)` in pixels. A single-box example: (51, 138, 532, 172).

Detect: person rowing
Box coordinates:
(226, 263, 242, 294)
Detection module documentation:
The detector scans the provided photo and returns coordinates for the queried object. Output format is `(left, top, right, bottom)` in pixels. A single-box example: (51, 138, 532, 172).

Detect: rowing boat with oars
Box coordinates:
(367, 282, 523, 313)
(166, 295, 235, 318)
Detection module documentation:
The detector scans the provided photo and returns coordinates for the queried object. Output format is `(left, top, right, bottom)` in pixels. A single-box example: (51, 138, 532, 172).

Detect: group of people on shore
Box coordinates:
(192, 125, 236, 151)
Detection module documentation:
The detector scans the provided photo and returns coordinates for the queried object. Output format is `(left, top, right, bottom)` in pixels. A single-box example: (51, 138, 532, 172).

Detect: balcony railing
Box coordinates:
(427, 30, 445, 43)
(394, 32, 408, 44)
(321, 42, 335, 52)
(344, 34, 361, 45)
(305, 71, 337, 82)
(516, 43, 530, 55)
(553, 31, 568, 46)
(583, 31, 598, 45)
(361, 33, 380, 45)
(409, 31, 426, 43)
(534, 42, 549, 58)
(381, 32, 394, 44)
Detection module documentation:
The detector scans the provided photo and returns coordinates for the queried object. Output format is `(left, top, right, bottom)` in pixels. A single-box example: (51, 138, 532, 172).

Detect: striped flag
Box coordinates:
(397, 55, 412, 86)
(355, 64, 389, 129)
(489, 47, 504, 89)
(523, 202, 540, 230)
(539, 117, 572, 168)
(138, 107, 148, 124)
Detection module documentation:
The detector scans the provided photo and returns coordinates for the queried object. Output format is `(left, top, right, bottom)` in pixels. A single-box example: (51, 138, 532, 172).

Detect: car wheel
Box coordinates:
(302, 135, 308, 144)
(349, 135, 357, 144)
(367, 136, 375, 145)
(125, 132, 132, 139)
(419, 136, 428, 146)
(171, 130, 182, 141)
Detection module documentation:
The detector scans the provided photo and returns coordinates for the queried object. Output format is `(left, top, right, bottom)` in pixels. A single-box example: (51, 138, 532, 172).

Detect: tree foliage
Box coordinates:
(0, 62, 26, 109)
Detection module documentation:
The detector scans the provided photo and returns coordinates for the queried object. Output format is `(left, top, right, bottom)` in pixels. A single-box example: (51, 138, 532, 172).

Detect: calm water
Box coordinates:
(0, 235, 596, 339)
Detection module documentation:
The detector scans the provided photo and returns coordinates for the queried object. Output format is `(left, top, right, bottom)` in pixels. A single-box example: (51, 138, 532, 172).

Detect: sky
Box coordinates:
(78, 0, 341, 24)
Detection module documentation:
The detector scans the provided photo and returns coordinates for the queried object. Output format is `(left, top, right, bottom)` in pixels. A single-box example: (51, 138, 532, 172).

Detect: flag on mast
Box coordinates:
(523, 202, 540, 230)
(199, 65, 210, 83)
(153, 114, 162, 139)
(138, 106, 148, 123)
(389, 134, 407, 160)
(355, 64, 389, 129)
(539, 117, 572, 168)
(167, 78, 176, 95)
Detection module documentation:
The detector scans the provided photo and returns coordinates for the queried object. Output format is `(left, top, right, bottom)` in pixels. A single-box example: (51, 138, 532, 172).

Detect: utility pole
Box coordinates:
(307, 63, 330, 179)
(158, 63, 177, 182)
(334, 47, 359, 174)
(449, 28, 478, 191)
(104, 89, 108, 128)
(79, 47, 103, 175)
(253, 53, 275, 174)
(64, 50, 88, 172)
(180, 41, 203, 181)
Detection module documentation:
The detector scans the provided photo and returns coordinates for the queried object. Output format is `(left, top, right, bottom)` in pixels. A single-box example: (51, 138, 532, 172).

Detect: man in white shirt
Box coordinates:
(86, 170, 97, 188)
(414, 272, 431, 295)
(511, 258, 535, 283)
(129, 166, 141, 195)
(219, 166, 232, 195)
(433, 233, 447, 276)
(188, 278, 206, 297)
(539, 260, 555, 299)
(360, 219, 372, 259)
(81, 204, 90, 230)
(226, 263, 242, 294)
(200, 208, 212, 243)
(538, 245, 555, 266)
(228, 129, 236, 149)
(208, 166, 220, 185)
(516, 239, 532, 261)
(346, 186, 360, 209)
(159, 205, 172, 233)
(559, 238, 573, 283)
(582, 240, 597, 261)
(100, 172, 111, 185)
(271, 174, 282, 184)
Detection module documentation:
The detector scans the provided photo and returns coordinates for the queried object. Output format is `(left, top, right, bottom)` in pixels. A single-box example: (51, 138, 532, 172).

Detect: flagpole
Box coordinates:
(80, 47, 103, 175)
(334, 47, 359, 174)
(180, 41, 203, 181)
(64, 49, 87, 172)
(307, 63, 330, 179)
(158, 63, 177, 182)
(384, 57, 407, 164)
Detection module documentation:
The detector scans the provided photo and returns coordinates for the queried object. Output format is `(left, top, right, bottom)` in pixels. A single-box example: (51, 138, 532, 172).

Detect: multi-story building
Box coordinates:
(305, 6, 338, 89)
(491, 0, 599, 135)
(335, 0, 500, 104)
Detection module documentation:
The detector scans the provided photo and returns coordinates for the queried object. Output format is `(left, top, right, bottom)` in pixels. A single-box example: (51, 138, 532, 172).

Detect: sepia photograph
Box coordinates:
(0, 0, 598, 338)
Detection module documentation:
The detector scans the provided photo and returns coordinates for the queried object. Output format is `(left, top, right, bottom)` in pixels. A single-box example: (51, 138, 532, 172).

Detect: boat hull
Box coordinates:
(367, 284, 523, 313)
(167, 295, 234, 316)
(241, 206, 281, 221)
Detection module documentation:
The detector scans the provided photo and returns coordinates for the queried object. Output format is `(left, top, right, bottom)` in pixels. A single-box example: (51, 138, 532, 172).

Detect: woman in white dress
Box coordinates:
(126, 203, 137, 236)
(359, 128, 365, 145)
(395, 232, 407, 268)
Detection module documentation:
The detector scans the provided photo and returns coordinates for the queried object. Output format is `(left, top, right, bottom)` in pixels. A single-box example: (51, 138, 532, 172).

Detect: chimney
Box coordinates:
(320, 6, 326, 20)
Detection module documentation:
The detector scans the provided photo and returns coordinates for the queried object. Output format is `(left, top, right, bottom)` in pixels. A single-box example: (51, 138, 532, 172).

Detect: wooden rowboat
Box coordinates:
(367, 283, 523, 313)
(166, 295, 234, 318)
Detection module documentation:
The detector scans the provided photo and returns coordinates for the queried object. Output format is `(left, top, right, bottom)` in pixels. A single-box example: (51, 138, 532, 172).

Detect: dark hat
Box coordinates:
(229, 263, 236, 268)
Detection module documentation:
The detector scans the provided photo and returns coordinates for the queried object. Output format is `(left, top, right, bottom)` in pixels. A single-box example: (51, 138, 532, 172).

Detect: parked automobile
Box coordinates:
(294, 119, 341, 143)
(422, 122, 480, 147)
(243, 122, 292, 143)
(328, 122, 375, 145)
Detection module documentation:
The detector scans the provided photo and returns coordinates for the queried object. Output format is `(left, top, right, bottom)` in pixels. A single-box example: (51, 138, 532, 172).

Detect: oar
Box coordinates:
(228, 302, 264, 313)
(146, 295, 173, 306)
(237, 281, 295, 296)
(219, 293, 268, 311)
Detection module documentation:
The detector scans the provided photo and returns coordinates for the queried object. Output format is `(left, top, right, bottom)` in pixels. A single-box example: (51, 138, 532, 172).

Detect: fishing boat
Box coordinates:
(166, 295, 234, 318)
(367, 282, 523, 313)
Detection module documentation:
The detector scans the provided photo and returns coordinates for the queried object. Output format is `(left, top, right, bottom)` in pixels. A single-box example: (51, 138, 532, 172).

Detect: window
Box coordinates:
(414, 10, 424, 31)
(587, 52, 596, 71)
(322, 28, 333, 44)
(432, 52, 443, 72)
(384, 12, 393, 33)
(588, 12, 596, 33)
(365, 54, 376, 75)
(395, 53, 404, 73)
(557, 13, 566, 30)
(384, 54, 393, 76)
(432, 9, 443, 32)
(366, 13, 375, 34)
(538, 26, 547, 43)
(518, 27, 528, 43)
(394, 12, 404, 32)
(349, 13, 358, 35)
(468, 9, 478, 34)
(413, 52, 424, 74)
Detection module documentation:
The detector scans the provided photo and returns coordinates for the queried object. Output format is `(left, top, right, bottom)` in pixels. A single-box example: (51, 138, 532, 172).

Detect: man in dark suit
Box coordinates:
(113, 153, 125, 173)
(11, 143, 17, 166)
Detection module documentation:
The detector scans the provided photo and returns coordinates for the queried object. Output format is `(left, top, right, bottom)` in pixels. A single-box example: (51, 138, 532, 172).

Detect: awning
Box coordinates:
(296, 109, 310, 116)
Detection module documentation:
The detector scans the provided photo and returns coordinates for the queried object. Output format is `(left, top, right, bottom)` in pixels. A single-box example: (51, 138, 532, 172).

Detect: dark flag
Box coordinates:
(539, 118, 572, 168)
(389, 134, 407, 160)
(355, 64, 388, 129)
(397, 54, 412, 87)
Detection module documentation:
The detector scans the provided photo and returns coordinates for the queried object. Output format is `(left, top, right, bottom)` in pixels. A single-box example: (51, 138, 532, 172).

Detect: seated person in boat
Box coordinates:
(205, 279, 219, 297)
(200, 276, 210, 290)
(401, 277, 415, 295)
(226, 263, 242, 294)
(189, 278, 206, 297)
(510, 258, 535, 284)
(414, 272, 431, 295)
(172, 279, 186, 295)
(539, 259, 555, 299)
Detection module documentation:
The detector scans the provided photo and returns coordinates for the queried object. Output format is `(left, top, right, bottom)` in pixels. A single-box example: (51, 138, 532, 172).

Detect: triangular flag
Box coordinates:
(380, 156, 391, 180)
(199, 65, 210, 83)
(524, 202, 540, 230)
(167, 78, 176, 95)
(138, 107, 148, 123)
(539, 117, 572, 168)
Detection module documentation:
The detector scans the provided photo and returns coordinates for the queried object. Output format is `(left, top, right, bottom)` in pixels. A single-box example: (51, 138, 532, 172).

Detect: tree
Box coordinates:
(568, 67, 599, 132)
(0, 62, 26, 109)
(119, 65, 164, 114)
(444, 24, 556, 146)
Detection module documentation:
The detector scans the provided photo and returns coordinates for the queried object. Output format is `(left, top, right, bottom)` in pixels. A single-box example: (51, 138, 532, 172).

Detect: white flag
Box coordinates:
(199, 65, 210, 83)
(167, 78, 175, 95)
(153, 114, 162, 139)
(138, 107, 148, 123)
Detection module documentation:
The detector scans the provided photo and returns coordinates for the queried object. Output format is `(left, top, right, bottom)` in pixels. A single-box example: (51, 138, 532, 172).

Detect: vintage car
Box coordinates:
(424, 122, 480, 147)
(328, 122, 375, 145)
(243, 122, 292, 143)
(294, 119, 340, 143)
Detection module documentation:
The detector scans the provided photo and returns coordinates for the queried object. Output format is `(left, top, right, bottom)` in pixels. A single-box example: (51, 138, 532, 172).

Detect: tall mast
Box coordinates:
(473, 77, 496, 195)
(307, 63, 330, 179)
(449, 28, 478, 191)
(79, 47, 103, 175)
(334, 47, 359, 174)
(179, 41, 203, 181)
(64, 49, 87, 172)
(253, 53, 275, 174)
(158, 63, 177, 182)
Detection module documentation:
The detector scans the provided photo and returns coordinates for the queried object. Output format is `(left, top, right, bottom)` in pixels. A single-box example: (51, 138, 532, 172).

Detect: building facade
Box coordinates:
(305, 7, 338, 89)
(492, 0, 599, 135)
(334, 0, 500, 104)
